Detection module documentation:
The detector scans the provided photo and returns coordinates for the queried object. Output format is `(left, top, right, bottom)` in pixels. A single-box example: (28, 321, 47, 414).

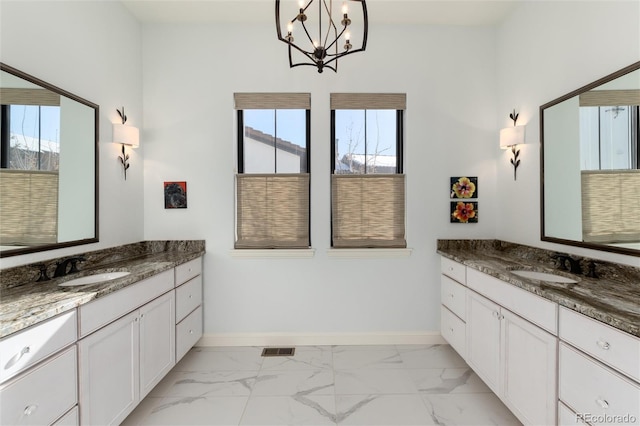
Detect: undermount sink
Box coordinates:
(58, 271, 131, 287)
(510, 270, 578, 284)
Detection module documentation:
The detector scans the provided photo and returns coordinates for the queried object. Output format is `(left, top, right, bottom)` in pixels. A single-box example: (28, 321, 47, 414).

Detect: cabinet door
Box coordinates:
(78, 310, 140, 426)
(140, 292, 176, 399)
(466, 290, 501, 395)
(501, 309, 557, 426)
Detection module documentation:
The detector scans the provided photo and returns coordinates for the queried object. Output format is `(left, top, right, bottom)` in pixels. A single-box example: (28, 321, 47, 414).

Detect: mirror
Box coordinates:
(0, 63, 98, 257)
(541, 61, 640, 257)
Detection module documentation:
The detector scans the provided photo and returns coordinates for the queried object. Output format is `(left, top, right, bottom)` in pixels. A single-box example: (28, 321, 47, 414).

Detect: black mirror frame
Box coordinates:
(0, 63, 99, 258)
(539, 61, 640, 258)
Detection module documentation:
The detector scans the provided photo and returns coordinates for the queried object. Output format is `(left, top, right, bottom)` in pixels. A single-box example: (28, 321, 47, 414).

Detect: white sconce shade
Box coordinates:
(500, 125, 525, 148)
(113, 123, 139, 148)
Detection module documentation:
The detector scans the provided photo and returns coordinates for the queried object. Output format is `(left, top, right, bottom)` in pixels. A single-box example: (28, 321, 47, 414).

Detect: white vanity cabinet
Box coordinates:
(78, 270, 176, 425)
(0, 310, 78, 426)
(558, 307, 640, 425)
(439, 257, 559, 426)
(465, 268, 558, 426)
(440, 257, 467, 357)
(174, 257, 204, 361)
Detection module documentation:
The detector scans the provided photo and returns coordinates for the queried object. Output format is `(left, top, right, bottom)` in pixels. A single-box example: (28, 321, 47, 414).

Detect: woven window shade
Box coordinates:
(330, 93, 406, 110)
(332, 174, 406, 248)
(0, 169, 58, 245)
(236, 174, 310, 248)
(234, 93, 310, 110)
(579, 89, 640, 107)
(581, 170, 640, 243)
(0, 88, 60, 106)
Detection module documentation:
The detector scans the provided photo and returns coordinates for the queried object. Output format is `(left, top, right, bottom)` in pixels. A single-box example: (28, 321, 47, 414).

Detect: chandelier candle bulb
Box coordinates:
(342, 3, 348, 14)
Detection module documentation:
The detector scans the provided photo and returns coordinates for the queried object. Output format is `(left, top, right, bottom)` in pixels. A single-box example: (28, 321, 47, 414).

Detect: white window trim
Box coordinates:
(326, 248, 412, 259)
(229, 249, 316, 259)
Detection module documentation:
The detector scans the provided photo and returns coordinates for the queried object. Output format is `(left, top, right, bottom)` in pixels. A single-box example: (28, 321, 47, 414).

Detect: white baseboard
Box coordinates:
(197, 332, 446, 347)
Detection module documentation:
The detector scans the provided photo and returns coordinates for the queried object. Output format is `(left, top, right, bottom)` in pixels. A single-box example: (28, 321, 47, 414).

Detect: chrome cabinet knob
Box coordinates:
(24, 405, 38, 416)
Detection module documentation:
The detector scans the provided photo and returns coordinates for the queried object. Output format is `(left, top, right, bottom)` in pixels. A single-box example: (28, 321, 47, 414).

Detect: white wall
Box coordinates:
(496, 0, 640, 267)
(142, 23, 499, 343)
(0, 1, 144, 268)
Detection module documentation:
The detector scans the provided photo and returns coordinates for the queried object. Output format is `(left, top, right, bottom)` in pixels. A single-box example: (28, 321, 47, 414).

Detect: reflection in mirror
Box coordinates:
(0, 63, 98, 257)
(541, 62, 640, 257)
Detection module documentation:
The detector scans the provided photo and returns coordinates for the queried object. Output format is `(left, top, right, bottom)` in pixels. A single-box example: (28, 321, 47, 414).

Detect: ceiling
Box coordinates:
(121, 0, 520, 26)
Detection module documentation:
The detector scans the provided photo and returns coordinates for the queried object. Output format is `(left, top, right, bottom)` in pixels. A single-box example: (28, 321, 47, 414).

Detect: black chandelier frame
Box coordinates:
(275, 0, 368, 73)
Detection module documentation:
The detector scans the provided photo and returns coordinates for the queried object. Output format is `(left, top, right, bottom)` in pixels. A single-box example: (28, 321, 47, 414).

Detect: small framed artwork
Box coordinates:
(164, 181, 187, 209)
(450, 176, 478, 199)
(451, 201, 478, 223)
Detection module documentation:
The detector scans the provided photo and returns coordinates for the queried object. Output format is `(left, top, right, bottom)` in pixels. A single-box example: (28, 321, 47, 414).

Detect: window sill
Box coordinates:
(229, 249, 316, 259)
(326, 248, 413, 259)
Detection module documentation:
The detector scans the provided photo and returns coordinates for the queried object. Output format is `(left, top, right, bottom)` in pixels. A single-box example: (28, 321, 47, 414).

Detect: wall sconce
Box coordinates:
(500, 109, 526, 180)
(112, 107, 139, 180)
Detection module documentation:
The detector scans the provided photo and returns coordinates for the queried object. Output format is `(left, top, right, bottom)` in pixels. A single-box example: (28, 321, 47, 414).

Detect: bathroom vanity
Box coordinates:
(0, 241, 204, 425)
(438, 240, 640, 426)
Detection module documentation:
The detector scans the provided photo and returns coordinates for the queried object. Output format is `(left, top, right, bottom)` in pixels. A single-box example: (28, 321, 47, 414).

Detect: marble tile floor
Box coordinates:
(122, 344, 522, 426)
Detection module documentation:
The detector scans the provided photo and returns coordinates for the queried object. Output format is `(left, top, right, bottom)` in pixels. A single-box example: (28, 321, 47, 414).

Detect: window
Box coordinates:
(234, 93, 310, 249)
(1, 104, 61, 171)
(578, 91, 640, 243)
(0, 89, 61, 245)
(330, 93, 406, 248)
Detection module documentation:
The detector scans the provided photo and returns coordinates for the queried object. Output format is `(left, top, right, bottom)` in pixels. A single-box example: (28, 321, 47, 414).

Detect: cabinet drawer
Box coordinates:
(558, 401, 589, 425)
(176, 275, 203, 323)
(79, 269, 174, 337)
(559, 343, 640, 425)
(0, 346, 77, 426)
(0, 310, 77, 384)
(176, 306, 203, 361)
(441, 275, 466, 320)
(53, 407, 78, 426)
(467, 268, 557, 335)
(175, 257, 202, 286)
(441, 257, 465, 284)
(560, 306, 640, 382)
(441, 306, 466, 358)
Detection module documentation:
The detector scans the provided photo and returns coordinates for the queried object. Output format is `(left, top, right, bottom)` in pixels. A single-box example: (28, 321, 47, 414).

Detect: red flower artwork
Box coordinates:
(451, 201, 477, 223)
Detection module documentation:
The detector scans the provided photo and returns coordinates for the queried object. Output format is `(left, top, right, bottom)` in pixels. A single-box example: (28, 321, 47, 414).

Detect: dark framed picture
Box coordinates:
(164, 181, 187, 209)
(451, 201, 478, 223)
(450, 176, 478, 199)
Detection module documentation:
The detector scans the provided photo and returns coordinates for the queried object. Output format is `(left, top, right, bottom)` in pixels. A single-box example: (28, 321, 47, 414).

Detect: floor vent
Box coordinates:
(261, 347, 295, 357)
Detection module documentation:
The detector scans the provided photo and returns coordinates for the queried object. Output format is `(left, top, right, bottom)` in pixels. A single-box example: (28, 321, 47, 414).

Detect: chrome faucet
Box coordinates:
(551, 253, 582, 275)
(53, 256, 86, 278)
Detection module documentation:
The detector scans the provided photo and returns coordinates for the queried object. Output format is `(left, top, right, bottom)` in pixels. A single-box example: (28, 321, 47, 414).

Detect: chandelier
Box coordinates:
(275, 0, 368, 73)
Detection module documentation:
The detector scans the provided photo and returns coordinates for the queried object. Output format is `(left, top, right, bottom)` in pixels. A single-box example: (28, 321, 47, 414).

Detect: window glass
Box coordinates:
(334, 109, 397, 174)
(242, 109, 307, 173)
(2, 105, 60, 171)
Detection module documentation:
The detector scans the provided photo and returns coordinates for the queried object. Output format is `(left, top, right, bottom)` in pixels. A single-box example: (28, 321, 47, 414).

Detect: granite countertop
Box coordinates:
(0, 241, 205, 338)
(437, 240, 640, 338)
